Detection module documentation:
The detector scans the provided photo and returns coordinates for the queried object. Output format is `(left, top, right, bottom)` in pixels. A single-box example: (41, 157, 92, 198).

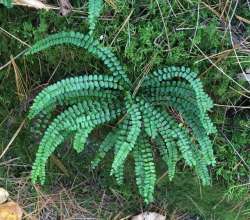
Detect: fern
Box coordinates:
(133, 134, 156, 203)
(26, 31, 217, 203)
(88, 0, 103, 35)
(0, 0, 12, 8)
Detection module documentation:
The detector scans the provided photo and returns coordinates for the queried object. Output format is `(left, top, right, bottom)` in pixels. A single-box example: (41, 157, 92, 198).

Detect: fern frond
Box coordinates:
(113, 143, 125, 185)
(141, 97, 158, 139)
(141, 100, 213, 185)
(167, 98, 215, 165)
(28, 75, 122, 119)
(145, 81, 216, 135)
(133, 134, 156, 204)
(148, 91, 216, 165)
(25, 32, 131, 87)
(140, 100, 196, 167)
(144, 66, 213, 112)
(88, 0, 103, 35)
(193, 149, 211, 185)
(156, 136, 178, 181)
(31, 102, 124, 184)
(91, 117, 130, 169)
(93, 115, 132, 186)
(0, 0, 12, 8)
(91, 130, 118, 169)
(133, 143, 144, 196)
(143, 115, 158, 139)
(73, 127, 93, 153)
(111, 97, 142, 175)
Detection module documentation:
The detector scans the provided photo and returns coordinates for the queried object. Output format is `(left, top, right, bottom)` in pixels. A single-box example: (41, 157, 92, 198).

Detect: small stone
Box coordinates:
(0, 188, 9, 204)
(131, 212, 166, 220)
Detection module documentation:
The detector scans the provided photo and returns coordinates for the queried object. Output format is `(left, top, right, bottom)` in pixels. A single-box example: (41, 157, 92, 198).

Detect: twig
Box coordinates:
(221, 132, 250, 172)
(155, 0, 171, 52)
(0, 26, 31, 47)
(0, 50, 28, 71)
(227, 0, 250, 85)
(191, 39, 250, 93)
(214, 104, 250, 109)
(0, 119, 26, 160)
(110, 10, 134, 46)
(190, 3, 200, 52)
(235, 15, 250, 25)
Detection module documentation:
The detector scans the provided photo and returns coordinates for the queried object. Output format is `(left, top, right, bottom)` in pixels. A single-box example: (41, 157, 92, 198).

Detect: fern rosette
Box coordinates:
(26, 31, 216, 203)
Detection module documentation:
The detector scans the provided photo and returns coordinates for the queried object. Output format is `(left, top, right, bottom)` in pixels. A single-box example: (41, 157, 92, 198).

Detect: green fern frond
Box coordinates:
(91, 128, 120, 169)
(25, 32, 131, 87)
(133, 143, 144, 196)
(145, 81, 216, 135)
(28, 75, 122, 119)
(91, 116, 131, 169)
(73, 127, 93, 153)
(88, 0, 103, 35)
(141, 100, 196, 166)
(0, 0, 12, 8)
(111, 100, 142, 175)
(143, 115, 158, 139)
(31, 101, 124, 184)
(144, 66, 213, 113)
(113, 143, 125, 185)
(156, 136, 178, 181)
(193, 149, 211, 185)
(148, 89, 216, 165)
(133, 134, 156, 204)
(27, 31, 217, 203)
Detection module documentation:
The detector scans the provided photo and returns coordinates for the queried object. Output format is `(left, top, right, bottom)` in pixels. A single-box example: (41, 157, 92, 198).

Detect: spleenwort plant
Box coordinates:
(26, 31, 217, 203)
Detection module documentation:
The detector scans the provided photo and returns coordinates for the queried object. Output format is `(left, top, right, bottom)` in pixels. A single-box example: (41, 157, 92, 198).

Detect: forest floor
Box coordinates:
(0, 1, 250, 219)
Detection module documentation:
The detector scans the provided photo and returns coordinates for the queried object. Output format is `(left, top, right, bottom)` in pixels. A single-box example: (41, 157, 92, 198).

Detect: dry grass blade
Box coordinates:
(190, 3, 200, 52)
(192, 39, 250, 93)
(11, 56, 28, 102)
(185, 195, 205, 217)
(110, 9, 134, 46)
(132, 54, 157, 96)
(105, 0, 117, 11)
(50, 155, 70, 177)
(13, 0, 52, 9)
(214, 104, 250, 109)
(221, 132, 250, 172)
(235, 15, 250, 25)
(226, 1, 250, 85)
(155, 0, 170, 52)
(0, 50, 27, 71)
(0, 26, 30, 47)
(201, 1, 220, 17)
(0, 119, 26, 160)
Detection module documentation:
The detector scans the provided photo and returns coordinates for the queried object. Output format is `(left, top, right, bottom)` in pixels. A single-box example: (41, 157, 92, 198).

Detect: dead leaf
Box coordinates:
(13, 0, 50, 10)
(59, 0, 72, 16)
(0, 188, 9, 204)
(0, 201, 23, 220)
(131, 212, 166, 220)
